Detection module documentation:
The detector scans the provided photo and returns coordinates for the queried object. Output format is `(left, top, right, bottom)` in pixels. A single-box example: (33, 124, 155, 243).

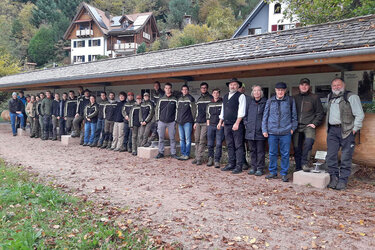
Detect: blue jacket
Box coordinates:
(262, 95, 298, 135)
(244, 96, 267, 140)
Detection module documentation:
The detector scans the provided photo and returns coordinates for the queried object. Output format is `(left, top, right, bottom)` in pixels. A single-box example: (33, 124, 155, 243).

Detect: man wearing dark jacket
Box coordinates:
(193, 82, 213, 165)
(111, 92, 126, 151)
(37, 92, 45, 139)
(150, 81, 165, 143)
(102, 92, 117, 149)
(83, 95, 99, 146)
(206, 88, 224, 168)
(8, 92, 25, 136)
(64, 91, 77, 134)
(59, 92, 68, 138)
(138, 92, 155, 147)
(51, 93, 60, 140)
(129, 95, 142, 155)
(155, 83, 178, 159)
(176, 85, 196, 160)
(92, 92, 107, 147)
(262, 82, 298, 182)
(41, 90, 53, 140)
(72, 89, 90, 138)
(293, 78, 325, 172)
(122, 92, 135, 152)
(244, 85, 267, 176)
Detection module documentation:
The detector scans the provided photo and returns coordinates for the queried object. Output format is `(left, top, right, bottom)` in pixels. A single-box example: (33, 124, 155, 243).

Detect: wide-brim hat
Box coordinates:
(226, 78, 243, 88)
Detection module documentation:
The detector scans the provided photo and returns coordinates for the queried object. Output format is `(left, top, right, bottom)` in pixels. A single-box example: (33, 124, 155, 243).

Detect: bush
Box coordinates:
(362, 102, 375, 113)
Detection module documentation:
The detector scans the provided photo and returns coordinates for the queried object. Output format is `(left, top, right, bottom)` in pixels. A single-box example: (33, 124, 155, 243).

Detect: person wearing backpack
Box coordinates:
(326, 78, 364, 190)
(262, 82, 298, 182)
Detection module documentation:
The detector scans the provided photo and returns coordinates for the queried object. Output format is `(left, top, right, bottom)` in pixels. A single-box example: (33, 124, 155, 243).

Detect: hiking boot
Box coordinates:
(255, 170, 263, 176)
(191, 159, 197, 164)
(265, 173, 278, 179)
(221, 164, 235, 171)
(302, 164, 312, 172)
(248, 169, 256, 175)
(214, 162, 220, 168)
(132, 152, 137, 156)
(281, 175, 289, 182)
(327, 175, 338, 189)
(114, 148, 120, 152)
(119, 147, 126, 152)
(144, 142, 151, 147)
(82, 143, 88, 146)
(207, 157, 214, 167)
(90, 142, 97, 147)
(178, 155, 189, 161)
(155, 153, 164, 159)
(101, 141, 108, 149)
(171, 154, 179, 159)
(13, 134, 17, 136)
(196, 160, 202, 165)
(127, 147, 132, 153)
(232, 167, 242, 174)
(335, 181, 347, 190)
(242, 162, 250, 171)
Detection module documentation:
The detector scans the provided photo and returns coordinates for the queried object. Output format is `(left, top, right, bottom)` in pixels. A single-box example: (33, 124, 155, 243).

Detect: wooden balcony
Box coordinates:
(76, 29, 93, 37)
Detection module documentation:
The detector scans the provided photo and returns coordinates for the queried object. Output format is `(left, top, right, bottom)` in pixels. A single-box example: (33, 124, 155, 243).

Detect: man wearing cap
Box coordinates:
(41, 90, 53, 140)
(111, 91, 127, 151)
(193, 82, 213, 165)
(58, 92, 68, 138)
(293, 78, 324, 172)
(138, 92, 155, 147)
(8, 92, 25, 136)
(262, 82, 298, 182)
(217, 78, 246, 174)
(37, 92, 45, 139)
(129, 95, 142, 155)
(64, 90, 77, 135)
(326, 78, 364, 190)
(155, 82, 178, 159)
(17, 90, 27, 129)
(72, 89, 90, 140)
(102, 92, 117, 149)
(122, 92, 135, 152)
(92, 91, 108, 147)
(51, 93, 60, 140)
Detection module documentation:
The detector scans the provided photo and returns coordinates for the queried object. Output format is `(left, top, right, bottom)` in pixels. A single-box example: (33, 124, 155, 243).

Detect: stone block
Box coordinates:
(293, 170, 330, 189)
(17, 128, 28, 136)
(138, 146, 173, 158)
(61, 135, 80, 146)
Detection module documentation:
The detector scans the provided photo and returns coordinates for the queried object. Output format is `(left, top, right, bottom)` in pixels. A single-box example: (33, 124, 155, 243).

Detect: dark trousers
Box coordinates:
(293, 126, 316, 171)
(59, 118, 66, 136)
(123, 122, 132, 151)
(224, 123, 244, 168)
(326, 126, 355, 184)
(43, 115, 52, 138)
(247, 140, 265, 171)
(207, 125, 224, 162)
(94, 119, 105, 144)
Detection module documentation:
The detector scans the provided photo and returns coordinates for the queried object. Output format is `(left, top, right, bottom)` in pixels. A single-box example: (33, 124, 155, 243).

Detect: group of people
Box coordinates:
(8, 77, 364, 190)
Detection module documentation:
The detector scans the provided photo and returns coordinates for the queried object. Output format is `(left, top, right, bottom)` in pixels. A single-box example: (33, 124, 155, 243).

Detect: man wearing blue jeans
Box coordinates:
(93, 91, 108, 147)
(83, 95, 99, 146)
(262, 82, 297, 182)
(176, 85, 196, 160)
(8, 92, 25, 136)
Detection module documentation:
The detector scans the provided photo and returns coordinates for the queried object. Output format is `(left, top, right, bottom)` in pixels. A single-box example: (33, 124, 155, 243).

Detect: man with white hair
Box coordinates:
(326, 77, 364, 190)
(8, 92, 25, 136)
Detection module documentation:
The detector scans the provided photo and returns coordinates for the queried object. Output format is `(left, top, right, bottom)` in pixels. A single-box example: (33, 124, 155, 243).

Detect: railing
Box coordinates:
(76, 29, 93, 37)
(113, 43, 138, 50)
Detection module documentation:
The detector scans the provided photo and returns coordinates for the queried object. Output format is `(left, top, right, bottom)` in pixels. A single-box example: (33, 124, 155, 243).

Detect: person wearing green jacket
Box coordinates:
(41, 90, 53, 140)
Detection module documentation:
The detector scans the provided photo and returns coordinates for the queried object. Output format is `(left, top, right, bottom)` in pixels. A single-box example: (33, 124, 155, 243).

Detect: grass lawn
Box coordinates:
(0, 160, 153, 249)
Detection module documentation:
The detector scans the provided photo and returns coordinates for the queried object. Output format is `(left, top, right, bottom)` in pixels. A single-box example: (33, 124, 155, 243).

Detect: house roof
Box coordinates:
(2, 15, 375, 90)
(232, 0, 266, 38)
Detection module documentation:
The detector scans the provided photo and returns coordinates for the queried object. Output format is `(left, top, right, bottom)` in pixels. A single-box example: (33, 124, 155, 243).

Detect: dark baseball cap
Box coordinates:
(275, 82, 287, 89)
(299, 78, 311, 85)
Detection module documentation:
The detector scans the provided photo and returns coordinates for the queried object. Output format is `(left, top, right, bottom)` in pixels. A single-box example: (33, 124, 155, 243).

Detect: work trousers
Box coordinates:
(293, 126, 316, 171)
(111, 122, 125, 150)
(224, 123, 244, 168)
(247, 139, 265, 172)
(139, 122, 153, 146)
(194, 123, 207, 161)
(207, 124, 224, 162)
(131, 126, 140, 153)
(157, 121, 176, 155)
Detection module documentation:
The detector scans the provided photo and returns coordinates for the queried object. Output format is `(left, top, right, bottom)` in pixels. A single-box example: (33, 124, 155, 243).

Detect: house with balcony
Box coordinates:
(63, 2, 159, 64)
(232, 1, 299, 38)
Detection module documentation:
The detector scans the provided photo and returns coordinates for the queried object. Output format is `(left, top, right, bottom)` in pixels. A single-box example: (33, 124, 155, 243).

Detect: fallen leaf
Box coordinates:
(53, 225, 60, 229)
(250, 238, 256, 244)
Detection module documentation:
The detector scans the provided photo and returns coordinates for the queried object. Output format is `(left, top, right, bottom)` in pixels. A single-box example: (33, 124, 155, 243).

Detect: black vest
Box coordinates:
(223, 92, 241, 125)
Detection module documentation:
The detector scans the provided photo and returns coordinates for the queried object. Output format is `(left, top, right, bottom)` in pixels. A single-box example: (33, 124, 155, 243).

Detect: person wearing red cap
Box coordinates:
(122, 92, 135, 152)
(129, 95, 142, 155)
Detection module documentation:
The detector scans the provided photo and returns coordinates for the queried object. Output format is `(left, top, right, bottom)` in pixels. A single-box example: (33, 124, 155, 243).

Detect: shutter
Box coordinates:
(73, 56, 76, 62)
(73, 41, 77, 48)
(82, 41, 85, 47)
(88, 40, 92, 47)
(82, 55, 85, 62)
(97, 39, 101, 46)
(271, 25, 277, 31)
(88, 55, 91, 62)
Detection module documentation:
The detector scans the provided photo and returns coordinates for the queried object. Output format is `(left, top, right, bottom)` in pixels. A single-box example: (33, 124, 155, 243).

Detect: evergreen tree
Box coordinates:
(28, 26, 56, 65)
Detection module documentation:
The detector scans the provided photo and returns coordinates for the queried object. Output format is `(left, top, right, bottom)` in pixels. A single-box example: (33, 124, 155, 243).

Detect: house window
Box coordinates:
(248, 28, 262, 35)
(75, 55, 85, 63)
(274, 3, 281, 14)
(88, 39, 101, 47)
(79, 24, 89, 30)
(77, 40, 85, 47)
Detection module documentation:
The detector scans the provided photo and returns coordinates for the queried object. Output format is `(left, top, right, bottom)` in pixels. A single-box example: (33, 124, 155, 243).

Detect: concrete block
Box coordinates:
(138, 146, 172, 158)
(17, 128, 28, 136)
(61, 135, 80, 146)
(293, 170, 330, 189)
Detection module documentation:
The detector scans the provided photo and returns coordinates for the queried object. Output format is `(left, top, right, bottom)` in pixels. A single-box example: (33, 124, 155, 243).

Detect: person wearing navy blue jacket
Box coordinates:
(51, 93, 60, 140)
(262, 82, 298, 182)
(244, 85, 267, 176)
(58, 93, 68, 138)
(83, 95, 99, 146)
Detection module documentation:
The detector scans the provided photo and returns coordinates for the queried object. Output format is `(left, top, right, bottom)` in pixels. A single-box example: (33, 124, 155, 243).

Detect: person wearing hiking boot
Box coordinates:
(238, 83, 251, 171)
(326, 78, 364, 190)
(37, 93, 45, 139)
(151, 81, 165, 104)
(206, 88, 224, 168)
(64, 91, 77, 135)
(244, 85, 267, 176)
(26, 95, 36, 137)
(293, 78, 325, 172)
(41, 90, 53, 140)
(193, 82, 213, 165)
(17, 90, 27, 129)
(32, 95, 41, 138)
(51, 93, 60, 141)
(217, 78, 246, 174)
(58, 92, 68, 138)
(122, 92, 135, 152)
(111, 92, 126, 151)
(92, 91, 108, 147)
(176, 85, 196, 161)
(129, 95, 142, 155)
(138, 92, 155, 147)
(155, 83, 178, 159)
(102, 92, 117, 149)
(72, 89, 90, 138)
(262, 82, 298, 182)
(8, 92, 25, 136)
(83, 95, 99, 146)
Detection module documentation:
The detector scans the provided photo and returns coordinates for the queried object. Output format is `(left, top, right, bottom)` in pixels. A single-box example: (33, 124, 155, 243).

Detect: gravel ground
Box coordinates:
(0, 123, 374, 249)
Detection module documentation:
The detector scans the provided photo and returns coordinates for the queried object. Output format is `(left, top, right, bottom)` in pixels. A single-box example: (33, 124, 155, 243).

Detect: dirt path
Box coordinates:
(0, 123, 374, 249)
